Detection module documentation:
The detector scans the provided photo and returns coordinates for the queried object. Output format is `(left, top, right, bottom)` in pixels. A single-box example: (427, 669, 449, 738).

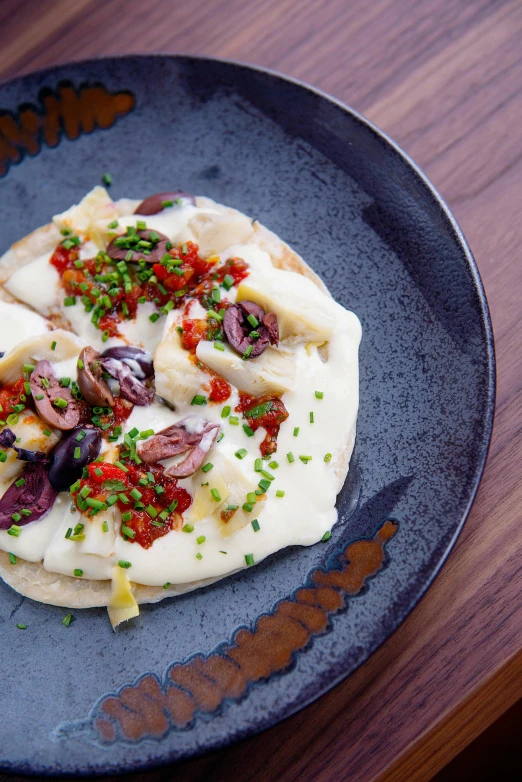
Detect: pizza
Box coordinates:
(0, 187, 361, 627)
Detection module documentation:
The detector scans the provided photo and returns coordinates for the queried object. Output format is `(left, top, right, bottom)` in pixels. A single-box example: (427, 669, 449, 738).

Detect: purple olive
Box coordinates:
(100, 357, 154, 406)
(30, 360, 79, 430)
(47, 426, 102, 492)
(134, 192, 195, 216)
(106, 229, 169, 264)
(223, 301, 270, 358)
(0, 462, 57, 530)
(15, 448, 47, 462)
(0, 428, 16, 449)
(77, 346, 114, 408)
(137, 416, 220, 477)
(101, 346, 154, 379)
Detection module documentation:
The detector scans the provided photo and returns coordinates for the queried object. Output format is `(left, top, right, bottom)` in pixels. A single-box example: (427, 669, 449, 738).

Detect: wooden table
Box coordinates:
(1, 1, 520, 779)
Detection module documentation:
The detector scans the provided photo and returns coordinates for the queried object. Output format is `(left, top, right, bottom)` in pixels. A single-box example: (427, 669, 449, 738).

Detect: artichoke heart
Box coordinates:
(236, 271, 335, 344)
(154, 324, 204, 406)
(0, 409, 60, 485)
(0, 330, 84, 384)
(53, 185, 118, 239)
(108, 565, 139, 630)
(196, 340, 295, 396)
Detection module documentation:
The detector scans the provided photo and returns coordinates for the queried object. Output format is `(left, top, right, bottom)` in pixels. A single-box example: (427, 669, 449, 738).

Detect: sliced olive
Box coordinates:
(137, 416, 220, 477)
(100, 357, 154, 406)
(0, 462, 57, 530)
(134, 192, 195, 216)
(77, 346, 114, 407)
(223, 301, 271, 358)
(101, 346, 154, 378)
(30, 360, 79, 431)
(48, 426, 101, 492)
(106, 228, 169, 264)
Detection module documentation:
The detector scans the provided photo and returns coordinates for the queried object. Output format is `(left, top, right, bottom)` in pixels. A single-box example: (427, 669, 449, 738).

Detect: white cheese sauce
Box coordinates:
(0, 191, 361, 590)
(0, 300, 51, 351)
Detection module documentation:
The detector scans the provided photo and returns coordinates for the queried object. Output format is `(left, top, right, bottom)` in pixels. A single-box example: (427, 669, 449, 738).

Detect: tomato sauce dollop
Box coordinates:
(236, 393, 289, 457)
(76, 461, 192, 549)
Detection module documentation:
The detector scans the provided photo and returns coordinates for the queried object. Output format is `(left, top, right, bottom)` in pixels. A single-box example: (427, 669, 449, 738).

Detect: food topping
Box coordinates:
(30, 360, 80, 430)
(100, 346, 154, 378)
(47, 425, 102, 492)
(138, 416, 220, 478)
(100, 356, 154, 406)
(77, 346, 115, 408)
(134, 191, 195, 215)
(223, 300, 278, 358)
(0, 462, 58, 530)
(106, 228, 170, 264)
(236, 393, 289, 457)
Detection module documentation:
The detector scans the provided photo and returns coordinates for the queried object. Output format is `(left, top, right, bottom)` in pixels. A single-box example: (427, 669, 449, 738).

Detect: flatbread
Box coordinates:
(0, 199, 355, 610)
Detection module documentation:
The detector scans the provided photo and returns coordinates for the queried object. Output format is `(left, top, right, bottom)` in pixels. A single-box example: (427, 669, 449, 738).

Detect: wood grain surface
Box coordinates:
(1, 1, 520, 779)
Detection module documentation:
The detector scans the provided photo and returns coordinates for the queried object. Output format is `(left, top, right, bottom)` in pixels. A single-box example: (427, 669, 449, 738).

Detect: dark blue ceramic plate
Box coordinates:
(0, 55, 494, 775)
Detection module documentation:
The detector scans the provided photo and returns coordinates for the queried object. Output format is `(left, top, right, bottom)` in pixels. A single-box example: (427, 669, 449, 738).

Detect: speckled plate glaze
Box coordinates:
(0, 55, 494, 775)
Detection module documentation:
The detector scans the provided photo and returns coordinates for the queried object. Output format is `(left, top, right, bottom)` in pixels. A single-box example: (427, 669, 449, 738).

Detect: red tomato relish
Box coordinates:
(73, 460, 192, 549)
(236, 393, 289, 457)
(52, 232, 250, 343)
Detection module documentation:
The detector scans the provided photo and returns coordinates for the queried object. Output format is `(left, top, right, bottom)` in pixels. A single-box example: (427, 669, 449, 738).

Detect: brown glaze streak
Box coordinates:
(0, 83, 135, 176)
(78, 520, 397, 745)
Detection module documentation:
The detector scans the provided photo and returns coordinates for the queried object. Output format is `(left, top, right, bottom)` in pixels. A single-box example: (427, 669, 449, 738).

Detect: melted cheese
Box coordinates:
(0, 191, 361, 594)
(0, 300, 50, 351)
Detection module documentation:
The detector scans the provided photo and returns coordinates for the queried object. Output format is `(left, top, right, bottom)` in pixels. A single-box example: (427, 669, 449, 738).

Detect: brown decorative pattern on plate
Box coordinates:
(53, 519, 397, 747)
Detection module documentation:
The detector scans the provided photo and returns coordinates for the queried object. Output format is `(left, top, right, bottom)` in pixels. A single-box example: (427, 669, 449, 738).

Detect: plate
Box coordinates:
(0, 55, 494, 775)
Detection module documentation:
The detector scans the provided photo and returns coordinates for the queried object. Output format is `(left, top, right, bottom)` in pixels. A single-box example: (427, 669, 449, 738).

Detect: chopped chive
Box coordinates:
(162, 200, 173, 208)
(118, 560, 132, 569)
(122, 524, 136, 538)
(130, 488, 142, 501)
(221, 405, 231, 418)
(11, 513, 21, 522)
(196, 552, 203, 560)
(322, 531, 331, 541)
(244, 553, 254, 566)
(77, 358, 85, 370)
(211, 488, 221, 502)
(293, 427, 299, 437)
(254, 458, 263, 471)
(102, 172, 112, 186)
(23, 363, 35, 373)
(287, 452, 295, 463)
(242, 502, 254, 512)
(85, 498, 106, 510)
(62, 613, 75, 627)
(79, 485, 91, 498)
(73, 569, 83, 577)
(214, 341, 225, 351)
(182, 523, 194, 533)
(149, 312, 160, 323)
(310, 412, 314, 423)
(63, 296, 76, 307)
(315, 390, 324, 399)
(201, 462, 213, 473)
(53, 397, 68, 409)
(299, 455, 312, 463)
(6, 413, 19, 425)
(226, 504, 239, 511)
(73, 447, 81, 459)
(242, 345, 253, 360)
(7, 525, 21, 537)
(260, 470, 275, 481)
(246, 492, 257, 503)
(14, 478, 25, 488)
(75, 430, 87, 442)
(191, 395, 207, 405)
(146, 504, 158, 518)
(108, 219, 118, 229)
(8, 553, 16, 565)
(43, 428, 52, 437)
(269, 461, 279, 469)
(222, 273, 235, 290)
(21, 509, 31, 517)
(276, 490, 285, 498)
(324, 453, 332, 462)
(235, 448, 248, 460)
(258, 479, 271, 492)
(107, 495, 118, 506)
(163, 582, 172, 589)
(196, 535, 206, 545)
(51, 340, 57, 350)
(246, 314, 259, 328)
(251, 519, 260, 532)
(242, 424, 255, 437)
(35, 393, 44, 400)
(16, 623, 27, 629)
(0, 451, 6, 462)
(229, 415, 239, 425)
(102, 520, 109, 532)
(115, 461, 129, 472)
(118, 493, 129, 505)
